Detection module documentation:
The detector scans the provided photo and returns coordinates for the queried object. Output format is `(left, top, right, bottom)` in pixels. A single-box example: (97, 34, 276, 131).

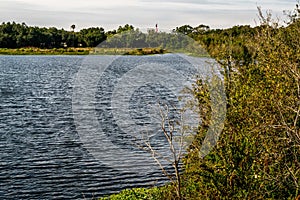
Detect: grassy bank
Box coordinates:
(90, 47, 167, 55)
(0, 47, 167, 55)
(0, 47, 92, 55)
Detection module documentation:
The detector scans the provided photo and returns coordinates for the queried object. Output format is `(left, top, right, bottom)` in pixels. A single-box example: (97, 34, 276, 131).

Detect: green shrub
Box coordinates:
(100, 185, 174, 200)
(181, 6, 300, 200)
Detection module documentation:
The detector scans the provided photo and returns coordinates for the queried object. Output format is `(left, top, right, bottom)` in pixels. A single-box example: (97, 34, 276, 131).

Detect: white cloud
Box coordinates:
(0, 0, 297, 31)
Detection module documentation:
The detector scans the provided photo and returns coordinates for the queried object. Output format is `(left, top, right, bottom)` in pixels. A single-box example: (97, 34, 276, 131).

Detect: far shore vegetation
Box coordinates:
(0, 22, 207, 56)
(0, 47, 167, 55)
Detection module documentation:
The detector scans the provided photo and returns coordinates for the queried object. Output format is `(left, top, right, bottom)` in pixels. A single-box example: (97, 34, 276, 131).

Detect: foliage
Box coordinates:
(79, 27, 106, 47)
(99, 185, 174, 200)
(0, 22, 132, 48)
(181, 5, 300, 200)
(97, 5, 299, 200)
(0, 22, 207, 57)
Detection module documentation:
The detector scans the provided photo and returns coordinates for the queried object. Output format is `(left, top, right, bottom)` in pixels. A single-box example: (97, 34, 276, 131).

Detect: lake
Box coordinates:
(0, 54, 209, 199)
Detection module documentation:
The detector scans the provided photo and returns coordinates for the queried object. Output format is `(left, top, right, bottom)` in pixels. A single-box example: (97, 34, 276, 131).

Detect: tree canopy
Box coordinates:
(0, 23, 138, 48)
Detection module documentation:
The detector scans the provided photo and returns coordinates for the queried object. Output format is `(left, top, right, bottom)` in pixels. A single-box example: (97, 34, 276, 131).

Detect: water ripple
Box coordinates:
(0, 55, 175, 199)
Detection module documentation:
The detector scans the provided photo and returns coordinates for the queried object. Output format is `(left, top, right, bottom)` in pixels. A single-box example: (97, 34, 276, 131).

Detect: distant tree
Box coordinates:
(117, 24, 134, 33)
(193, 24, 210, 34)
(79, 27, 106, 47)
(105, 30, 117, 38)
(174, 25, 194, 35)
(70, 24, 76, 47)
(71, 24, 76, 32)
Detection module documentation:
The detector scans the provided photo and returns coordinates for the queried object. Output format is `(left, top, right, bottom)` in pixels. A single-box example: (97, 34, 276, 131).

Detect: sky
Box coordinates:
(0, 0, 297, 31)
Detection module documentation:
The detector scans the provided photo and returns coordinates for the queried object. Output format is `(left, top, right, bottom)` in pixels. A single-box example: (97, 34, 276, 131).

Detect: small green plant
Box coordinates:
(99, 186, 172, 200)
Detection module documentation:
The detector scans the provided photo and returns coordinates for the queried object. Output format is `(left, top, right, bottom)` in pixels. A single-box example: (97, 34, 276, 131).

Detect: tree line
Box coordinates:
(0, 22, 135, 48)
(0, 20, 271, 67)
(0, 20, 257, 54)
(0, 20, 268, 60)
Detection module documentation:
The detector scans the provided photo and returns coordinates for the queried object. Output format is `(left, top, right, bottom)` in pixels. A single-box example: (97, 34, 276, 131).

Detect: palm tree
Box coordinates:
(70, 24, 76, 47)
(71, 24, 76, 32)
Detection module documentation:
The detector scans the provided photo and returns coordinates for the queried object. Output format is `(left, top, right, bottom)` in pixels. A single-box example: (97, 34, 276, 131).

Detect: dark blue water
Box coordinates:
(0, 55, 200, 199)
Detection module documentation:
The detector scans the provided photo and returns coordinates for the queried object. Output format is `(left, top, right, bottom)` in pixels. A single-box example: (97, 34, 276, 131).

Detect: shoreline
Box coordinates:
(0, 47, 168, 56)
(0, 47, 209, 57)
